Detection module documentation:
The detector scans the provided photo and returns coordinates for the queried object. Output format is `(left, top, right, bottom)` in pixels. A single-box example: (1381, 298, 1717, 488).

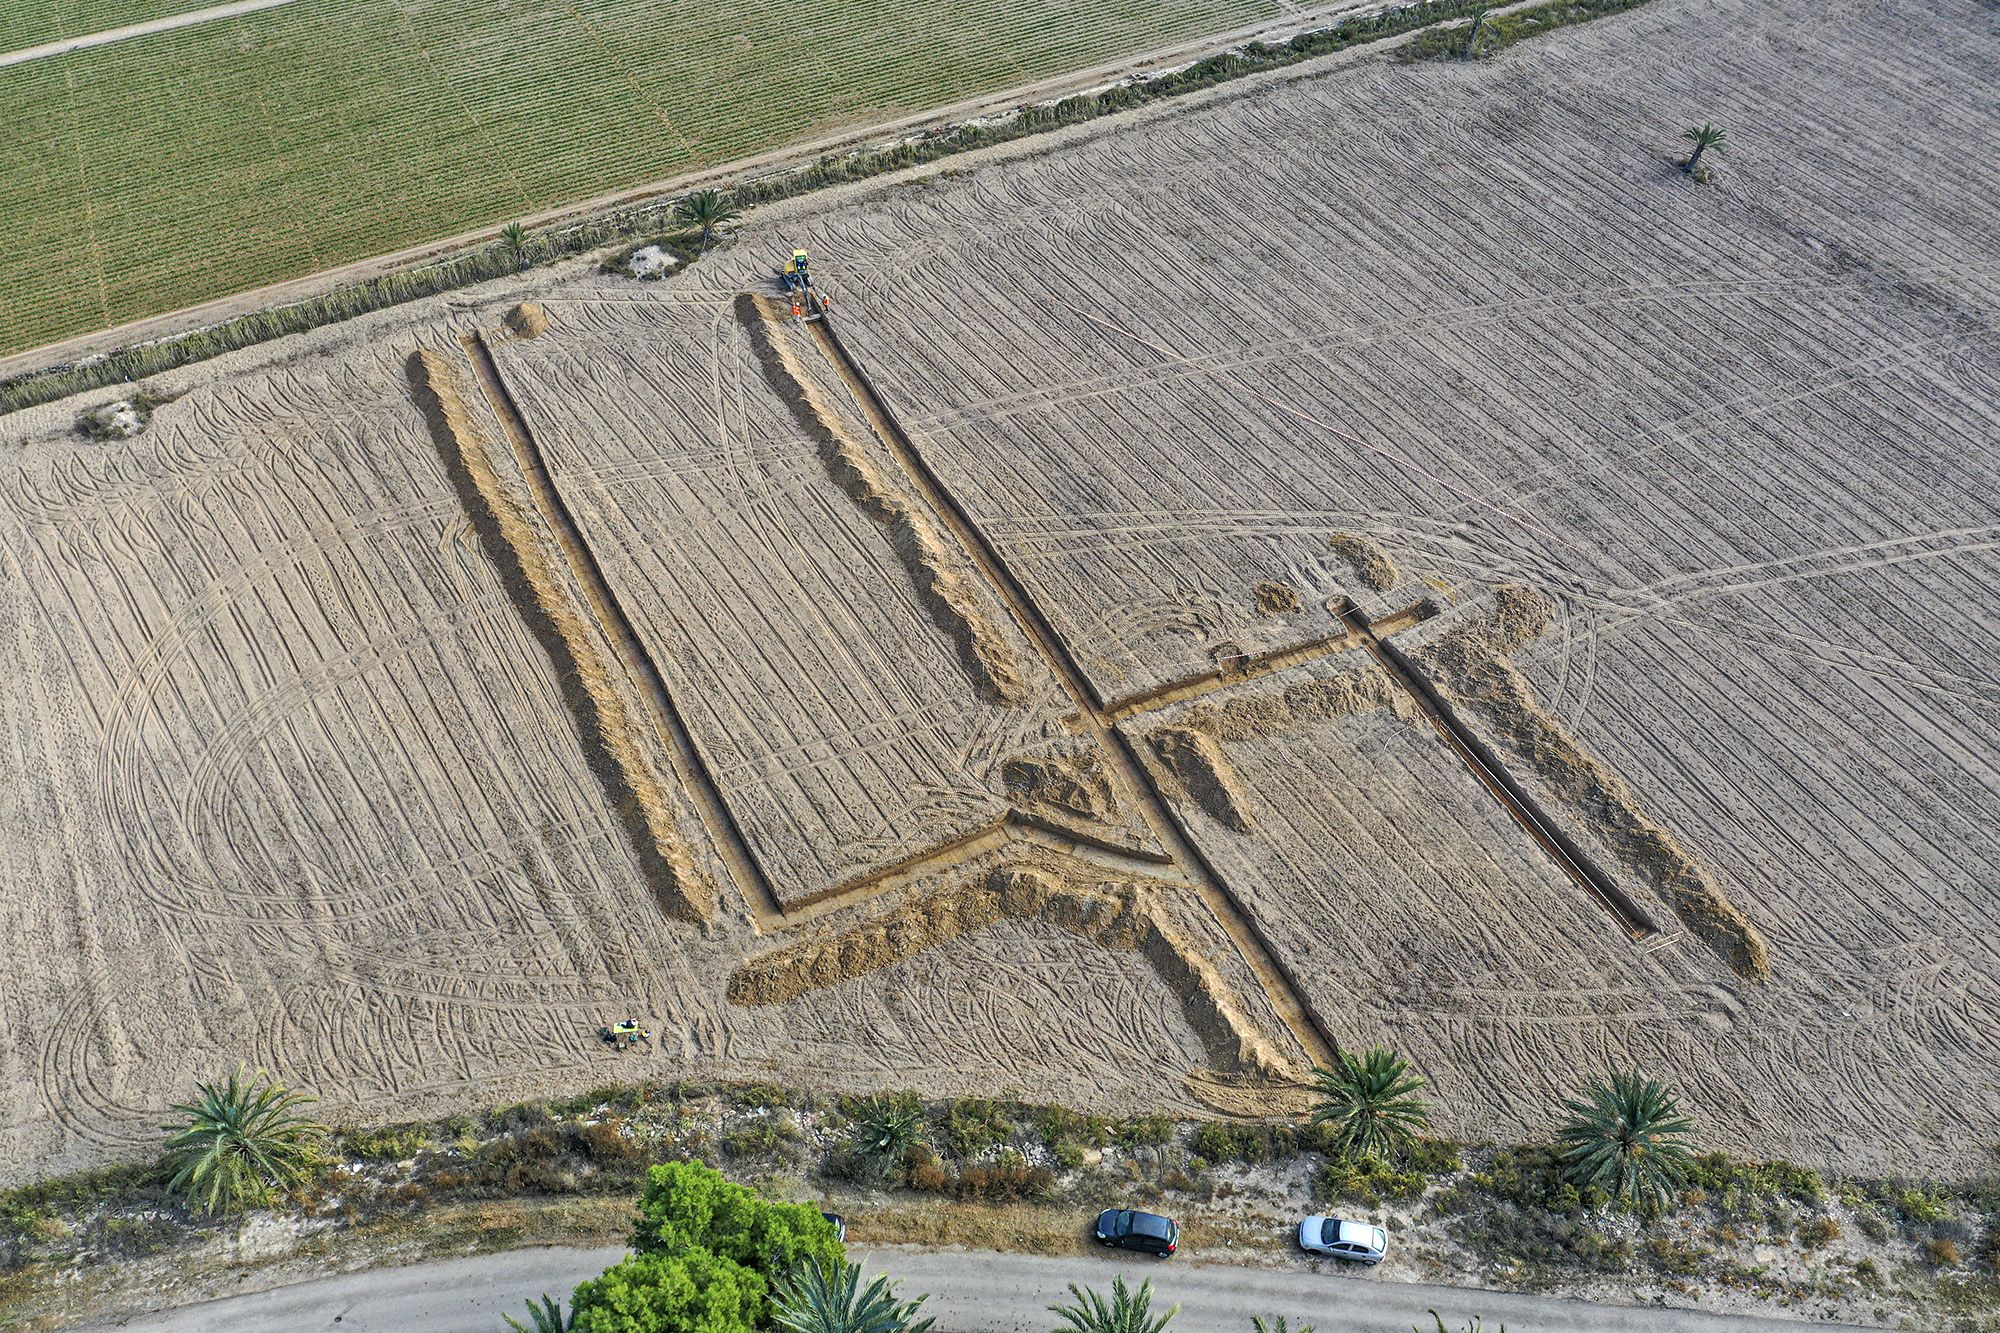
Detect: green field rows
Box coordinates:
(0, 0, 1275, 357)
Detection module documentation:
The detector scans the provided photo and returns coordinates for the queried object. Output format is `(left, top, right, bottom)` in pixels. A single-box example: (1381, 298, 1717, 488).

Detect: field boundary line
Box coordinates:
(456, 330, 785, 929)
(0, 0, 300, 69)
(1, 0, 1403, 381)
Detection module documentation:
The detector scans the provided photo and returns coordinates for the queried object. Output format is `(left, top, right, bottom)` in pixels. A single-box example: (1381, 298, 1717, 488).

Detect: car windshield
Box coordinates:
(1320, 1218, 1343, 1246)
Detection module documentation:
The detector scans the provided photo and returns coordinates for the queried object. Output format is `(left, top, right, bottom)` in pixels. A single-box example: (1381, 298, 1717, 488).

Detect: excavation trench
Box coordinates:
(1334, 598, 1660, 940)
(805, 304, 1340, 1072)
(455, 332, 784, 928)
(409, 348, 713, 925)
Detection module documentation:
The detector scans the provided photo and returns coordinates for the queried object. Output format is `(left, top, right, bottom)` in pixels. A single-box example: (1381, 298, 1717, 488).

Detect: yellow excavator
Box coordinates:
(780, 248, 830, 320)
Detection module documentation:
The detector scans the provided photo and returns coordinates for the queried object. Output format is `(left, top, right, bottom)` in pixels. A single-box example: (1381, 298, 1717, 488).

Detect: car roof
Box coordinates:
(1336, 1220, 1383, 1246)
(1129, 1211, 1176, 1238)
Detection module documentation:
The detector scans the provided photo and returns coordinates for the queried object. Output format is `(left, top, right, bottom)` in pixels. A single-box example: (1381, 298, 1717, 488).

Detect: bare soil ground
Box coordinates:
(3, 0, 1997, 1187)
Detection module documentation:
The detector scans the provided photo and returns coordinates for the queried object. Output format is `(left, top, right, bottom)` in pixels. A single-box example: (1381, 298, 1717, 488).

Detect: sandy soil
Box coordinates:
(3, 0, 1997, 1185)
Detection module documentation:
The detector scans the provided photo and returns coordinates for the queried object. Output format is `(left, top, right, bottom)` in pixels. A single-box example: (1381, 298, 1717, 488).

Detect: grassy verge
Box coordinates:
(1398, 0, 1654, 61)
(0, 0, 1633, 420)
(3, 1080, 1995, 1331)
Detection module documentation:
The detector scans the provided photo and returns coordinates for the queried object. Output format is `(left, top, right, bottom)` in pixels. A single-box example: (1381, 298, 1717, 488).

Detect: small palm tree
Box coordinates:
(1050, 1278, 1176, 1333)
(1681, 123, 1726, 175)
(504, 1294, 568, 1332)
(1556, 1071, 1697, 1211)
(1462, 8, 1490, 59)
(161, 1065, 327, 1213)
(1308, 1047, 1431, 1161)
(1420, 1316, 1505, 1333)
(853, 1093, 926, 1160)
(1253, 1317, 1314, 1333)
(501, 221, 529, 270)
(678, 190, 741, 253)
(773, 1256, 935, 1333)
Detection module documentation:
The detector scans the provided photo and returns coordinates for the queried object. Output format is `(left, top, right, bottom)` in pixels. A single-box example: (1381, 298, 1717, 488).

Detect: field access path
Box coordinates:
(0, 0, 299, 69)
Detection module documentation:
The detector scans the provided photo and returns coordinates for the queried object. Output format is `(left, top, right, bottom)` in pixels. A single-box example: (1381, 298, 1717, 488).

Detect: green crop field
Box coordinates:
(0, 0, 1276, 358)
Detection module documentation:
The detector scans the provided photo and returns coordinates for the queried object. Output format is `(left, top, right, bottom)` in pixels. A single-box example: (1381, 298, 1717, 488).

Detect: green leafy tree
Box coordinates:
(568, 1250, 763, 1333)
(502, 221, 530, 270)
(1681, 123, 1727, 175)
(1308, 1047, 1431, 1162)
(772, 1255, 935, 1333)
(1253, 1318, 1313, 1333)
(852, 1094, 926, 1161)
(161, 1065, 327, 1213)
(1049, 1277, 1177, 1333)
(677, 191, 741, 253)
(505, 1293, 570, 1332)
(628, 1161, 843, 1275)
(1462, 8, 1490, 58)
(1556, 1072, 1697, 1211)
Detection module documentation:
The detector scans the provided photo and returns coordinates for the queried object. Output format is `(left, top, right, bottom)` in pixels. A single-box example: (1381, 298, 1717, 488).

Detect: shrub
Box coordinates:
(1925, 1237, 1962, 1267)
(945, 1098, 1013, 1156)
(1316, 1154, 1426, 1206)
(1114, 1116, 1175, 1149)
(732, 1084, 792, 1110)
(1895, 1187, 1952, 1225)
(342, 1125, 433, 1161)
(903, 1145, 953, 1194)
(1473, 1144, 1606, 1216)
(721, 1114, 804, 1161)
(580, 1120, 645, 1166)
(1645, 1237, 1704, 1274)
(1797, 1216, 1841, 1249)
(957, 1151, 1054, 1202)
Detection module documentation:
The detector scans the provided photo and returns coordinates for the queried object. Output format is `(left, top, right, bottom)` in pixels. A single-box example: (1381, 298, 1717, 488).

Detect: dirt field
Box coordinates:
(3, 0, 1997, 1185)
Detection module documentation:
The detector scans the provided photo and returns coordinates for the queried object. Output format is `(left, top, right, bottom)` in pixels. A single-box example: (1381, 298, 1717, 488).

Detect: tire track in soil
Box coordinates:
(451, 332, 779, 927)
(801, 302, 1341, 1073)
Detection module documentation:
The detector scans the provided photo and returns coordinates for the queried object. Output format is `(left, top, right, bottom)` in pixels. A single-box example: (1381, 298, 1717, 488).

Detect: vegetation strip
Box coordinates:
(0, 0, 1662, 419)
(4, 1074, 1993, 1331)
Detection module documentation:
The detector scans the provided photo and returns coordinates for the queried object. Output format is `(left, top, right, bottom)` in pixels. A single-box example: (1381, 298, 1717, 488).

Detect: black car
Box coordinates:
(821, 1211, 847, 1243)
(1094, 1208, 1180, 1257)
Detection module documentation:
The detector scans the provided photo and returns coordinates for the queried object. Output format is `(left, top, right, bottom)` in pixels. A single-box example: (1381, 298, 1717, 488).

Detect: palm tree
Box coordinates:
(1556, 1071, 1697, 1211)
(1252, 1318, 1314, 1333)
(1420, 1316, 1505, 1333)
(1308, 1047, 1430, 1162)
(501, 221, 529, 270)
(773, 1256, 935, 1333)
(1462, 8, 1491, 59)
(853, 1093, 926, 1160)
(1681, 123, 1726, 175)
(161, 1065, 327, 1213)
(678, 190, 741, 253)
(1050, 1278, 1177, 1333)
(504, 1294, 568, 1332)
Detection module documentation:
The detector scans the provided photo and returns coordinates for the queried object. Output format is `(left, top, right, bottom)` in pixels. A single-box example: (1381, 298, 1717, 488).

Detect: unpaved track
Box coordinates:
(100, 1244, 1885, 1332)
(0, 0, 299, 69)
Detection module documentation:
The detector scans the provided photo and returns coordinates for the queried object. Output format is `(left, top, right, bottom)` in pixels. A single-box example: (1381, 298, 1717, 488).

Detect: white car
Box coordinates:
(1298, 1215, 1388, 1264)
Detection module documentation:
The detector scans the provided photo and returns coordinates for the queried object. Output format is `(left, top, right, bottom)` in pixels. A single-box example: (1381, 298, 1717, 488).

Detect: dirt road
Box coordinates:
(98, 1244, 1883, 1331)
(0, 0, 301, 69)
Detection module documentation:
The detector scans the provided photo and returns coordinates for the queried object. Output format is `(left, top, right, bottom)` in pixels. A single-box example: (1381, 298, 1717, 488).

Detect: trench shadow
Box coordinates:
(406, 352, 703, 933)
